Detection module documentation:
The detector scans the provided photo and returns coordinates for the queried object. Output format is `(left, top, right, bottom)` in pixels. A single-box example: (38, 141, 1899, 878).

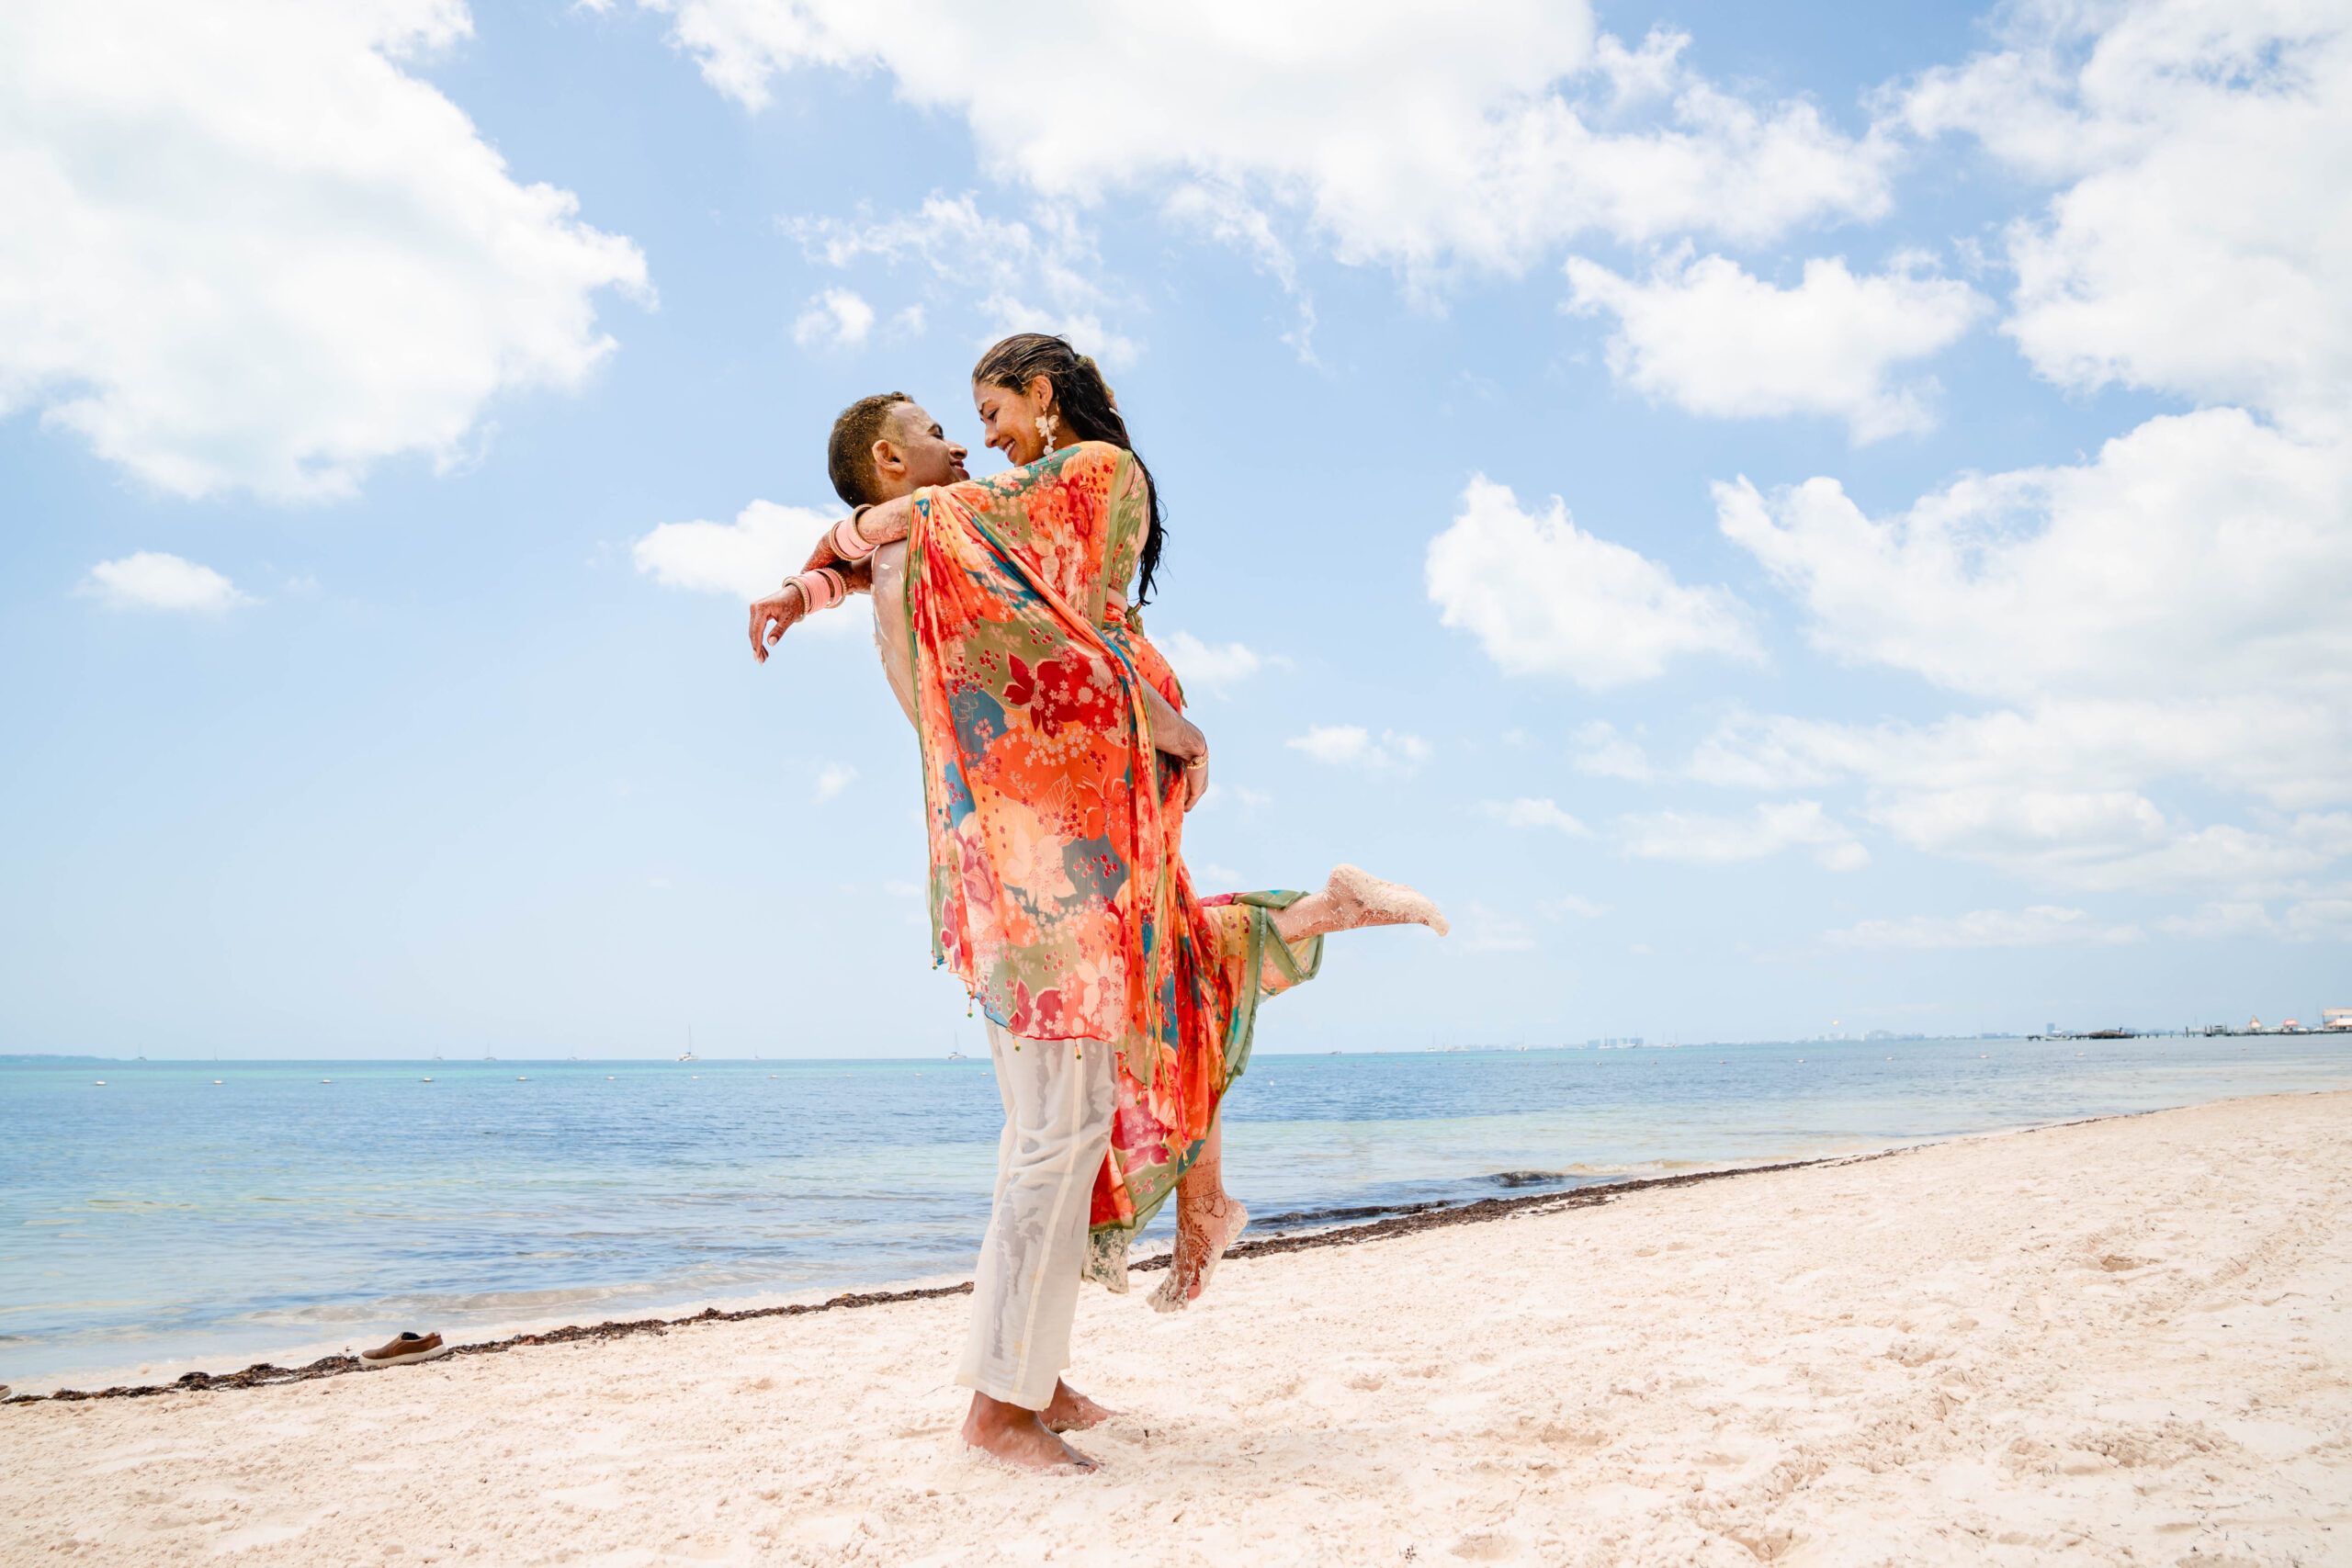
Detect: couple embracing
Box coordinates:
(749, 333, 1447, 1472)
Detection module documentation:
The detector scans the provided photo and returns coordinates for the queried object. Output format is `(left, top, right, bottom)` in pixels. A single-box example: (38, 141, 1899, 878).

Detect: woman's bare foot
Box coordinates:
(962, 1392, 1099, 1473)
(1272, 863, 1449, 942)
(1148, 1193, 1249, 1313)
(1040, 1379, 1120, 1432)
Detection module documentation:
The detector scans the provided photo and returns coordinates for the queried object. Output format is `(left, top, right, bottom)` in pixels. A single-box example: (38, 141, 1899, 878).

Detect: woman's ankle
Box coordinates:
(1270, 892, 1332, 942)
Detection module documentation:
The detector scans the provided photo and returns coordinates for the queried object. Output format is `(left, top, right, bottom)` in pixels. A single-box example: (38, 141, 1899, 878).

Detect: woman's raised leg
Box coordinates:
(1271, 863, 1449, 942)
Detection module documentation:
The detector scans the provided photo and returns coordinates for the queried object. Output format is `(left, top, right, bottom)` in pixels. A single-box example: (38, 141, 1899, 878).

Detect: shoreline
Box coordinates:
(5, 1089, 2345, 1565)
(13, 1035, 2348, 1398)
(5, 1154, 1841, 1406)
(4, 1101, 2178, 1407)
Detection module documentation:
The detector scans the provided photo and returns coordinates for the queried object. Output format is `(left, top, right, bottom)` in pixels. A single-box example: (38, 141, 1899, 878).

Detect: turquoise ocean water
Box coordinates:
(4, 1034, 2347, 1390)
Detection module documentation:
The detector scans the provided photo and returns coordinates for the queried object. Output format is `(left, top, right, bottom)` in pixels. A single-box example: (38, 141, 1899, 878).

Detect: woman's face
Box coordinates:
(972, 374, 1054, 466)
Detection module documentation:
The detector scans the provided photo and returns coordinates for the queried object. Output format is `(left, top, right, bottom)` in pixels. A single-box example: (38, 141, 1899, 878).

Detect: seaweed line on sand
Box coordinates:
(19, 1134, 2076, 1409)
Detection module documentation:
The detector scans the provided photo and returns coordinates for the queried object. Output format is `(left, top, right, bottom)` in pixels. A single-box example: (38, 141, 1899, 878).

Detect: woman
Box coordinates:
(755, 334, 1443, 1468)
(969, 337, 1453, 1310)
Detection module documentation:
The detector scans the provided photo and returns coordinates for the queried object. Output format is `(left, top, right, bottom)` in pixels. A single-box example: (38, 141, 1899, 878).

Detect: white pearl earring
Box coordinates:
(1035, 412, 1058, 455)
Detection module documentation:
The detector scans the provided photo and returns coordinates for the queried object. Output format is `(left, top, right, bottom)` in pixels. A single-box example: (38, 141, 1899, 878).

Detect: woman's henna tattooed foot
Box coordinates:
(1148, 1194, 1248, 1313)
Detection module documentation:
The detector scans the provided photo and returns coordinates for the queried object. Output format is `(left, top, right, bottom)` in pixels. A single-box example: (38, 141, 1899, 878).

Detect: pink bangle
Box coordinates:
(830, 509, 876, 561)
(792, 567, 846, 614)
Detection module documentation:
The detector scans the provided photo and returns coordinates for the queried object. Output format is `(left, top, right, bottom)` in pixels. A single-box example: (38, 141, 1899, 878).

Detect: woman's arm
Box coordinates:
(1136, 679, 1209, 812)
(801, 494, 916, 575)
(747, 580, 808, 663)
(754, 497, 921, 663)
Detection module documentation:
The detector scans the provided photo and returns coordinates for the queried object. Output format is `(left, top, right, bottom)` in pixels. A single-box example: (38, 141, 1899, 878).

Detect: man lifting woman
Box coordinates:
(749, 334, 1446, 1472)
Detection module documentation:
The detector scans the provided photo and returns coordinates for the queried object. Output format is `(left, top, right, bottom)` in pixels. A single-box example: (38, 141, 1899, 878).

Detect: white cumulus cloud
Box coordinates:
(2158, 897, 2352, 943)
(633, 500, 865, 639)
(1685, 1, 2352, 901)
(1483, 798, 1592, 837)
(1900, 0, 2352, 437)
(1564, 249, 1985, 442)
(1287, 725, 1430, 773)
(1690, 705, 2352, 893)
(1824, 906, 2146, 951)
(0, 0, 649, 502)
(1543, 894, 1612, 919)
(1714, 412, 2352, 707)
(1617, 801, 1867, 871)
(1428, 476, 1757, 689)
(786, 195, 1137, 367)
(1454, 902, 1538, 954)
(1705, 398, 2352, 892)
(814, 762, 857, 801)
(634, 500, 831, 597)
(1160, 631, 1262, 696)
(1569, 720, 1651, 781)
(791, 288, 875, 349)
(1193, 784, 1271, 818)
(78, 552, 251, 612)
(645, 2, 1894, 279)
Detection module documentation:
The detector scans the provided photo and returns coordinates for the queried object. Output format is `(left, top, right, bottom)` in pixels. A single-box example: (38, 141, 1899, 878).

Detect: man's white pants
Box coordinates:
(955, 1020, 1116, 1410)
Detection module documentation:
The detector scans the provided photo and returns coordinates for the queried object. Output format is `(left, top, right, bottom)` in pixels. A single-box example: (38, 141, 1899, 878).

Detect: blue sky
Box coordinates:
(5, 0, 2347, 1058)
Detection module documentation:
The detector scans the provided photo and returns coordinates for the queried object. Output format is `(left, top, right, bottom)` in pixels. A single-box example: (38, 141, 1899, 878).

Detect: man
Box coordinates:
(748, 392, 1205, 1473)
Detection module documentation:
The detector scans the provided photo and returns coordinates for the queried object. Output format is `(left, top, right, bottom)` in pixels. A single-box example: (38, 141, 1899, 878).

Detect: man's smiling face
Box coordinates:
(881, 401, 968, 494)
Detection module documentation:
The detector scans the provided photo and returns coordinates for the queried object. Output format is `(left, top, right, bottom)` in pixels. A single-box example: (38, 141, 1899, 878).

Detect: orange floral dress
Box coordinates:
(904, 441, 1319, 1286)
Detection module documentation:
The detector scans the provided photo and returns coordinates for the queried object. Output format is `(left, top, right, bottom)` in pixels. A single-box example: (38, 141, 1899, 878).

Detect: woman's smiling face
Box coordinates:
(973, 375, 1054, 466)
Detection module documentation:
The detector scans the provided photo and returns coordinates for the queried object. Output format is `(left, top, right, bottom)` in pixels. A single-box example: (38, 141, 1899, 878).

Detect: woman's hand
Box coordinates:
(1135, 678, 1209, 810)
(747, 581, 808, 663)
(1182, 752, 1208, 813)
(1148, 699, 1211, 813)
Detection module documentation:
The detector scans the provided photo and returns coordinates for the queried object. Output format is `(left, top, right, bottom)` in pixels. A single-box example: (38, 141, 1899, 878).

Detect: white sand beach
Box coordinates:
(5, 1089, 2347, 1566)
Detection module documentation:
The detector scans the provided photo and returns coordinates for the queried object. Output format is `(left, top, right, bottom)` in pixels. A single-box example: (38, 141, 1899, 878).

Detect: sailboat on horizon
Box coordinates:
(678, 1023, 697, 1064)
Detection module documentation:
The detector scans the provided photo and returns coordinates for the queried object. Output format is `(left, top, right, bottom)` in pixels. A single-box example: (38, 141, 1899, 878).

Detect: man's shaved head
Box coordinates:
(827, 392, 913, 507)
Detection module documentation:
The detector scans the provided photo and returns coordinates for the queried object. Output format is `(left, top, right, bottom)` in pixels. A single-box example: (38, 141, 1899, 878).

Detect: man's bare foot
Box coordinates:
(1040, 1378, 1121, 1433)
(961, 1392, 1099, 1473)
(1272, 864, 1449, 942)
(1149, 1194, 1249, 1313)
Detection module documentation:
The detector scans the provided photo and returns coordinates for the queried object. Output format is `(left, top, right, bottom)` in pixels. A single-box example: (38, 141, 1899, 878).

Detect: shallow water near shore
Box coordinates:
(5, 1033, 2347, 1389)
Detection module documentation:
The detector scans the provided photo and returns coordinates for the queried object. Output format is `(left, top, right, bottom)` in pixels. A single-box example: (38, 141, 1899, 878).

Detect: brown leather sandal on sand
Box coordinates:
(358, 1331, 449, 1368)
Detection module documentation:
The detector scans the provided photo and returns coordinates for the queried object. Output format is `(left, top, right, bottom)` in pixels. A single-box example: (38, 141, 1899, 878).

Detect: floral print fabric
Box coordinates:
(906, 442, 1319, 1279)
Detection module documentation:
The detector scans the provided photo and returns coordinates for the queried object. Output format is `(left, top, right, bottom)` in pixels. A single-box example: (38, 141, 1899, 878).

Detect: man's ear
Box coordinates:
(870, 437, 905, 480)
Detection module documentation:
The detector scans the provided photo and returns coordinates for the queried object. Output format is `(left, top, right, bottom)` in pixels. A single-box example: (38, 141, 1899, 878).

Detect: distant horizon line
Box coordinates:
(10, 1034, 2163, 1067)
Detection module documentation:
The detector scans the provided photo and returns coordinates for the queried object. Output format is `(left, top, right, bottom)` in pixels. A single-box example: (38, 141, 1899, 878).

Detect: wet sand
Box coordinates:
(4, 1090, 2347, 1565)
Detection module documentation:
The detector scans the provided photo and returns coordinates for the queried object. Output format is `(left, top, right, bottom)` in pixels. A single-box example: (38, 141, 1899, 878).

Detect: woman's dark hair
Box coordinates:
(972, 333, 1165, 605)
